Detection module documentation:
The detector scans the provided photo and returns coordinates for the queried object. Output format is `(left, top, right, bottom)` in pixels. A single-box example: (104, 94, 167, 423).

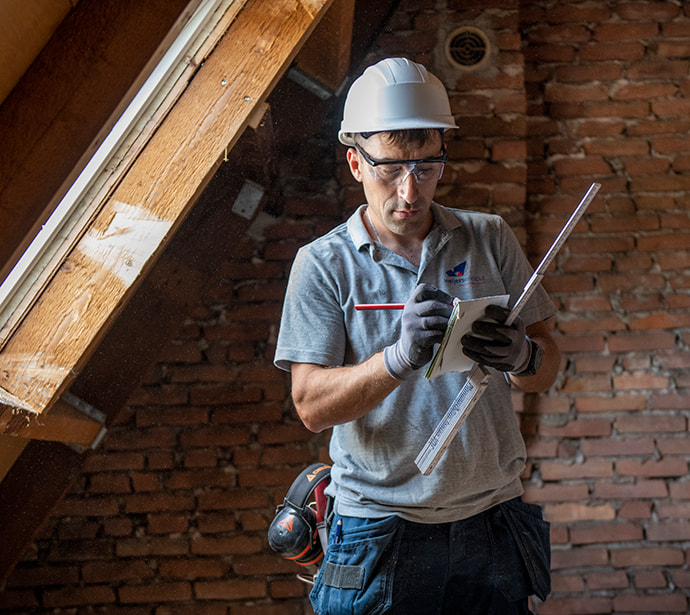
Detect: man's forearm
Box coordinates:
(290, 353, 400, 433)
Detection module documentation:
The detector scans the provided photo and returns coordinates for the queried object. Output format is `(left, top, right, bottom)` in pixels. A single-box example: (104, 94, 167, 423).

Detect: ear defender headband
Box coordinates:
(268, 463, 332, 566)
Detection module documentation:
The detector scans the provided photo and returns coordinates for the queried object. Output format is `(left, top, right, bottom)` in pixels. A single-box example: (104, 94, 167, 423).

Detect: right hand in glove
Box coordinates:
(383, 283, 453, 380)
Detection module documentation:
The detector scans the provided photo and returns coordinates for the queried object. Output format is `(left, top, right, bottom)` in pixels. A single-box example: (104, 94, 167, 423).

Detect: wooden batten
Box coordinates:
(0, 396, 105, 449)
(0, 0, 334, 419)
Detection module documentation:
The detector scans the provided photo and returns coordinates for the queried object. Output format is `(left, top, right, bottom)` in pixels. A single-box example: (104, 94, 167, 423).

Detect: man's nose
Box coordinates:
(397, 167, 419, 201)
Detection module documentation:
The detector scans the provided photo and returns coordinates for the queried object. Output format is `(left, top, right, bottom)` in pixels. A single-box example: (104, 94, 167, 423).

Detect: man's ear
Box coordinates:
(346, 147, 363, 183)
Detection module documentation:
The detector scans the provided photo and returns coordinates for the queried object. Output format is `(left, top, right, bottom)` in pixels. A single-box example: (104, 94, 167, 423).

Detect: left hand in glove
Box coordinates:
(461, 304, 533, 374)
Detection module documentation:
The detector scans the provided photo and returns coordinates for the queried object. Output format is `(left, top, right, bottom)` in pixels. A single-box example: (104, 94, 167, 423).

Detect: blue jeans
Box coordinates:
(309, 497, 550, 615)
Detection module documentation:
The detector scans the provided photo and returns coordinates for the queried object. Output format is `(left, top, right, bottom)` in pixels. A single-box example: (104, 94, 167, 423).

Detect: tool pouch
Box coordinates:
(499, 498, 551, 601)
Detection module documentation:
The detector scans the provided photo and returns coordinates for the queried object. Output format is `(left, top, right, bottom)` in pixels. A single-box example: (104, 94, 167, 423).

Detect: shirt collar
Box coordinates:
(348, 202, 462, 251)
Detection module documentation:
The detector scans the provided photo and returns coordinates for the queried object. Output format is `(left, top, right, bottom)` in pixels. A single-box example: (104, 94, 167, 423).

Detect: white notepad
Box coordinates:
(425, 294, 509, 379)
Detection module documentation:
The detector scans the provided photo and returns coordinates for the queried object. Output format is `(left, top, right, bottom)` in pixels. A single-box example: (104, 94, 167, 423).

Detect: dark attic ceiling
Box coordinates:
(0, 0, 401, 585)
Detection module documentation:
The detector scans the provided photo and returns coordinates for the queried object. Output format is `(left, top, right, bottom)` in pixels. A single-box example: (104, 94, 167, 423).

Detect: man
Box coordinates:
(274, 57, 560, 615)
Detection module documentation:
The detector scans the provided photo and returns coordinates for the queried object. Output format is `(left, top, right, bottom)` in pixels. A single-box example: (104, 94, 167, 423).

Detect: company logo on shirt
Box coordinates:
(445, 260, 486, 286)
(446, 262, 466, 277)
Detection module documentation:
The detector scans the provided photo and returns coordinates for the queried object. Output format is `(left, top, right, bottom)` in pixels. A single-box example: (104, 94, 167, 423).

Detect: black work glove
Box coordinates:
(461, 304, 532, 374)
(383, 283, 453, 380)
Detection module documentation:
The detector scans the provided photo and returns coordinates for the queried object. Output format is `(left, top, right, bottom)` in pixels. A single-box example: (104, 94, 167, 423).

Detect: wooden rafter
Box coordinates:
(0, 0, 334, 421)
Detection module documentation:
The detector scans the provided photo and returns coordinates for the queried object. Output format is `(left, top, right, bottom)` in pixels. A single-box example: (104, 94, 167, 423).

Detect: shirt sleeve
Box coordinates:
(274, 245, 347, 372)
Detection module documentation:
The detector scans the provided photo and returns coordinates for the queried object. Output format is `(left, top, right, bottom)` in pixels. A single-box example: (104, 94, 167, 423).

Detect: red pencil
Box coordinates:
(355, 303, 405, 310)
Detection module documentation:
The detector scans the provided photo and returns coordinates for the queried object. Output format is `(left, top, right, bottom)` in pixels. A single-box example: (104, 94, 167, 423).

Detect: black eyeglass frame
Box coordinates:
(354, 142, 448, 168)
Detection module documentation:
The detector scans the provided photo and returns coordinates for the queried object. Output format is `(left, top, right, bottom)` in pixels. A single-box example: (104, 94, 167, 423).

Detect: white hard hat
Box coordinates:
(338, 57, 458, 146)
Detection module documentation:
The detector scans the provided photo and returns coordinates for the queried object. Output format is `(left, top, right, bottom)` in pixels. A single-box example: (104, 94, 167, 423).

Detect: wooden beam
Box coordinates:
(0, 383, 33, 413)
(295, 0, 355, 93)
(0, 0, 334, 416)
(0, 440, 83, 586)
(0, 435, 28, 483)
(0, 395, 105, 449)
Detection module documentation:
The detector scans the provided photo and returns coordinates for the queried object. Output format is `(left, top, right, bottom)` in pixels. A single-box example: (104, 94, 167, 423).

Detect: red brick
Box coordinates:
(84, 452, 145, 472)
(580, 437, 655, 457)
(541, 459, 613, 481)
(118, 582, 192, 604)
(179, 426, 251, 447)
(646, 521, 690, 542)
(571, 522, 643, 545)
(614, 371, 669, 389)
(594, 22, 658, 41)
(231, 604, 304, 615)
(197, 512, 237, 534)
(618, 458, 688, 478)
(539, 596, 612, 615)
(195, 579, 266, 601)
(89, 473, 132, 494)
(147, 513, 189, 534)
(269, 577, 308, 599)
(546, 4, 611, 24)
(611, 547, 685, 568)
(124, 493, 193, 514)
(619, 501, 652, 520)
(116, 537, 189, 558)
(6, 565, 80, 588)
(573, 354, 616, 373)
(616, 2, 680, 20)
(165, 468, 236, 490)
(197, 489, 268, 511)
(656, 502, 690, 519)
(55, 497, 120, 518)
(159, 558, 228, 580)
(553, 156, 612, 177)
(43, 585, 116, 607)
(192, 535, 262, 556)
(608, 331, 676, 352)
(257, 423, 312, 444)
(559, 374, 611, 394)
(613, 594, 687, 613)
(523, 483, 589, 502)
(550, 546, 609, 570)
(615, 413, 686, 434)
(136, 406, 209, 427)
(551, 573, 585, 592)
(539, 418, 611, 438)
(232, 554, 299, 576)
(580, 42, 646, 62)
(594, 479, 668, 500)
(82, 560, 155, 584)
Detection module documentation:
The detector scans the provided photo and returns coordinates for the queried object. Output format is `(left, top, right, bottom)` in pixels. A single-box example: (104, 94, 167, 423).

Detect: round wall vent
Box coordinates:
(445, 26, 491, 70)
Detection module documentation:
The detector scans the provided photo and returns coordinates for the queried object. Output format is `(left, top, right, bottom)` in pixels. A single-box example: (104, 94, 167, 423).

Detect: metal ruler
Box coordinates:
(415, 363, 490, 474)
(415, 182, 601, 475)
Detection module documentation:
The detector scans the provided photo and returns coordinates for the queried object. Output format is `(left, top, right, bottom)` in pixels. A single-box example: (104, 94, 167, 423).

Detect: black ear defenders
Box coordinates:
(268, 463, 331, 566)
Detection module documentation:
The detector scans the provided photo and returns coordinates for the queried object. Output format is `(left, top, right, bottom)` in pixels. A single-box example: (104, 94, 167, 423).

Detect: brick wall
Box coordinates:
(1, 1, 690, 614)
(520, 2, 690, 613)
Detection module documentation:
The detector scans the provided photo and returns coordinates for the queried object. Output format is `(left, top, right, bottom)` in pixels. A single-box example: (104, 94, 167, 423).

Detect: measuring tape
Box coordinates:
(415, 182, 601, 476)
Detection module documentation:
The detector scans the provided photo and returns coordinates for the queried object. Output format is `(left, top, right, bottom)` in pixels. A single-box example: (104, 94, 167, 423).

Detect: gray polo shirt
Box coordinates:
(275, 203, 556, 523)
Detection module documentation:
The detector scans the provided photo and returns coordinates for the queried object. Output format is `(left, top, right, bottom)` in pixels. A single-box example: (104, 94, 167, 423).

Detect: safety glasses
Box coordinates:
(355, 142, 447, 185)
